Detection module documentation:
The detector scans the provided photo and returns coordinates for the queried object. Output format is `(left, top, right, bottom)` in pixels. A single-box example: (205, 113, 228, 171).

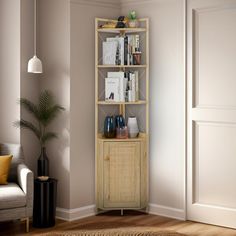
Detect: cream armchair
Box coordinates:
(0, 143, 33, 232)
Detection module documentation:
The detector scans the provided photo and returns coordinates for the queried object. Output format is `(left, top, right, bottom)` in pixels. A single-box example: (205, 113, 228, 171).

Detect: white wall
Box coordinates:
(121, 0, 185, 218)
(0, 0, 21, 144)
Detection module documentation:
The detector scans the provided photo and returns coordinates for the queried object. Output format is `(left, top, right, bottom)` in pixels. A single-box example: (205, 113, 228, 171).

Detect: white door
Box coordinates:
(187, 0, 236, 228)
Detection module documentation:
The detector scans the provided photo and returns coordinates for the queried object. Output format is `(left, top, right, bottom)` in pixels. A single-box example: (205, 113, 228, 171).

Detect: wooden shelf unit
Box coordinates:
(97, 132, 147, 141)
(97, 65, 147, 68)
(95, 17, 149, 213)
(97, 28, 147, 33)
(97, 100, 147, 105)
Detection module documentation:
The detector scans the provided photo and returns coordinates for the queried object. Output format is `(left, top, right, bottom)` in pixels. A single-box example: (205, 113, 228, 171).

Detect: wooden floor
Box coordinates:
(1, 211, 236, 236)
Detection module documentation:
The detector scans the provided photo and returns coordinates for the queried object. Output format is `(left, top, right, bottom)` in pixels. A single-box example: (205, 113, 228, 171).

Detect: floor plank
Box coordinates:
(0, 211, 236, 236)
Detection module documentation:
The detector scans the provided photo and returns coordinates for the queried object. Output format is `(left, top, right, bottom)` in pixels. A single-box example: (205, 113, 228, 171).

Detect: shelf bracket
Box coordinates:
(119, 104, 126, 118)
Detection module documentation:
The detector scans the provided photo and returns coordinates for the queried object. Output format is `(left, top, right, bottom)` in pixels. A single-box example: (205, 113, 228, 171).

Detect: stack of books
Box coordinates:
(103, 35, 141, 65)
(105, 71, 139, 102)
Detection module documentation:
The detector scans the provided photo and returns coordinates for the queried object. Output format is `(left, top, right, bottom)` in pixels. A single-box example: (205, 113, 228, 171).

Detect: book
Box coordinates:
(107, 72, 125, 102)
(107, 37, 124, 65)
(126, 35, 141, 65)
(134, 71, 139, 100)
(130, 72, 136, 102)
(105, 70, 139, 102)
(124, 36, 128, 65)
(135, 35, 140, 52)
(105, 77, 120, 102)
(103, 41, 118, 65)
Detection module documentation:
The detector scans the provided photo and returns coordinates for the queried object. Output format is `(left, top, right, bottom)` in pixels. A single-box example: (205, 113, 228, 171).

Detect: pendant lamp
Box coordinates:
(28, 0, 43, 73)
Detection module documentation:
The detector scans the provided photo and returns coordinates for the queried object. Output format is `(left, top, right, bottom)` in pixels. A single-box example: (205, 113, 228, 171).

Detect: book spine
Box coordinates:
(135, 35, 140, 51)
(132, 35, 136, 54)
(127, 73, 132, 102)
(128, 90, 132, 102)
(120, 37, 124, 65)
(131, 72, 136, 102)
(124, 77, 128, 102)
(134, 71, 139, 101)
(119, 77, 125, 102)
(124, 36, 128, 65)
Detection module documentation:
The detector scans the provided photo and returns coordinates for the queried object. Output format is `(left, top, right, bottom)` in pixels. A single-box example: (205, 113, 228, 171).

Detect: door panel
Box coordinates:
(194, 122, 236, 208)
(187, 0, 236, 228)
(194, 4, 236, 108)
(103, 142, 140, 208)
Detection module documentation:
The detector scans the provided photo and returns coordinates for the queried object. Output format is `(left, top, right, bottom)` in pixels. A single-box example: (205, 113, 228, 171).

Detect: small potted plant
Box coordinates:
(128, 10, 138, 28)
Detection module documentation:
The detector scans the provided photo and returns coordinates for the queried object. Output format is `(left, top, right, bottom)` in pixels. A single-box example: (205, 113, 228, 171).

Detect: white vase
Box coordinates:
(127, 116, 139, 138)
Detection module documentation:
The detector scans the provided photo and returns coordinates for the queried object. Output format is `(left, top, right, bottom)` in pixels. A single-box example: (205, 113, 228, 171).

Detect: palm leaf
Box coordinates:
(38, 90, 65, 127)
(14, 120, 41, 139)
(19, 98, 39, 120)
(41, 105, 65, 126)
(38, 90, 53, 112)
(41, 132, 58, 145)
(15, 90, 65, 147)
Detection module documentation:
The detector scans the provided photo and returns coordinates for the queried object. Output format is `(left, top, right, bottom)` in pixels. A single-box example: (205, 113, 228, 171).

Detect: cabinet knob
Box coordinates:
(104, 155, 110, 161)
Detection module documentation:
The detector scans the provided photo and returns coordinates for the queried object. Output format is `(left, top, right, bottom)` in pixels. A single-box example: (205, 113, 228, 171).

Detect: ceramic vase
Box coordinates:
(127, 116, 139, 138)
(104, 116, 116, 138)
(128, 20, 139, 28)
(115, 115, 125, 129)
(37, 147, 49, 179)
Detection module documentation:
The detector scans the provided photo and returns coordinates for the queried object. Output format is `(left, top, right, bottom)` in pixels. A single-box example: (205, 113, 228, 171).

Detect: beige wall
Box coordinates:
(70, 0, 120, 209)
(121, 0, 185, 211)
(20, 0, 40, 173)
(0, 0, 186, 218)
(0, 0, 40, 173)
(0, 0, 21, 144)
(38, 0, 71, 209)
(70, 0, 185, 213)
(36, 0, 119, 210)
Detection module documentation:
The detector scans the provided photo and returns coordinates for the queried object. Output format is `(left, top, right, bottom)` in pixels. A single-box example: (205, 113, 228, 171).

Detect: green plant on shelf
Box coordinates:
(128, 10, 137, 20)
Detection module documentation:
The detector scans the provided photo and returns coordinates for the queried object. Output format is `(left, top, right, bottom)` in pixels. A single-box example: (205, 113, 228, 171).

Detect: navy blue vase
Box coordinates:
(115, 115, 125, 129)
(104, 116, 116, 138)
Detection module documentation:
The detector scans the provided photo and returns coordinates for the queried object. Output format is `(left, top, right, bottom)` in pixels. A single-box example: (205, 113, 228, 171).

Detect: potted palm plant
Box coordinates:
(15, 90, 65, 180)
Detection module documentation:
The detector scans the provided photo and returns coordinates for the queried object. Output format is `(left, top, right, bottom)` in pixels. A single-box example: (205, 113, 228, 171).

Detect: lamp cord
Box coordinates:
(34, 0, 37, 55)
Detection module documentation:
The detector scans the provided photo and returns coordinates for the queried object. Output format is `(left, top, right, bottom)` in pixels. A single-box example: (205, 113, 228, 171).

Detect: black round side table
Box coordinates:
(33, 178, 57, 228)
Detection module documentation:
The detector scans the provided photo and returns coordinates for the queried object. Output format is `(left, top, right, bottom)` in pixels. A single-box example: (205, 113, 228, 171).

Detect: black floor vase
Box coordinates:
(38, 147, 49, 177)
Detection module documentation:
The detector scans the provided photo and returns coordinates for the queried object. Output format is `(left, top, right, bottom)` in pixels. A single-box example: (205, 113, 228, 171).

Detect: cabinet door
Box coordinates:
(103, 141, 141, 208)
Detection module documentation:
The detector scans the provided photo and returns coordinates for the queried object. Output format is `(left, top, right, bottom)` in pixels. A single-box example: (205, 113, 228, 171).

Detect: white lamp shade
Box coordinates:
(27, 55, 43, 73)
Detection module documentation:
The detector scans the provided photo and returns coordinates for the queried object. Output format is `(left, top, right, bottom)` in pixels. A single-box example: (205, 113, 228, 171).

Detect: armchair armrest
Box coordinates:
(17, 164, 34, 208)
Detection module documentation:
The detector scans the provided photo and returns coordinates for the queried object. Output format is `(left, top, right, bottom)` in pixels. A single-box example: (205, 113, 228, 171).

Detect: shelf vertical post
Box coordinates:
(95, 18, 99, 211)
(146, 18, 150, 211)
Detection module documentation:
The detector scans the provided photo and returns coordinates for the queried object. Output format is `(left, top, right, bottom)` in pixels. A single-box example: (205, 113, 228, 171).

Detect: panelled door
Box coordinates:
(103, 141, 141, 208)
(187, 0, 236, 228)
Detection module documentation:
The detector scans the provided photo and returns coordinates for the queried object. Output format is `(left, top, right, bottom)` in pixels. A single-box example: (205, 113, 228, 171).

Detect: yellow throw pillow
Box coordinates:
(0, 155, 12, 184)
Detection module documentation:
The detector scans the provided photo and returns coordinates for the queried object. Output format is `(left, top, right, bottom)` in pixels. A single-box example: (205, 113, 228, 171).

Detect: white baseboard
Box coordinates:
(56, 205, 96, 221)
(56, 203, 185, 221)
(148, 203, 185, 220)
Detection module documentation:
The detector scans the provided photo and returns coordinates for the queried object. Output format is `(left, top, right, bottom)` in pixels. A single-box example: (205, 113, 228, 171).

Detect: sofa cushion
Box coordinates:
(0, 155, 13, 184)
(0, 143, 25, 182)
(0, 183, 26, 210)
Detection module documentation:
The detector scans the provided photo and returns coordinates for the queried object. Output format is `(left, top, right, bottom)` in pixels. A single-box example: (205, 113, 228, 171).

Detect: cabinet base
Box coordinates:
(95, 207, 149, 216)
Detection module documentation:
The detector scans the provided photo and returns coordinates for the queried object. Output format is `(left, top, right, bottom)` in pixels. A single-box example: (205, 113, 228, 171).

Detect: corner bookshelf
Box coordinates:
(95, 18, 149, 213)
